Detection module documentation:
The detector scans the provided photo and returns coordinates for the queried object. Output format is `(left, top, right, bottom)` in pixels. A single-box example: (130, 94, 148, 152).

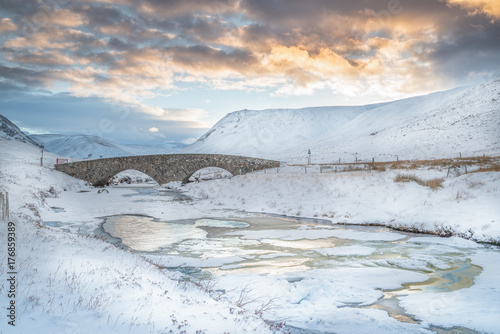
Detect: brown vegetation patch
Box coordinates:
(394, 173, 444, 189)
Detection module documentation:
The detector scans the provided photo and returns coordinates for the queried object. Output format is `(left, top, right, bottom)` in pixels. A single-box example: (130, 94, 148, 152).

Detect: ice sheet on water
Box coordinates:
(227, 227, 406, 241)
(174, 238, 263, 259)
(103, 215, 207, 252)
(369, 257, 452, 271)
(406, 236, 481, 248)
(216, 266, 431, 333)
(261, 238, 339, 250)
(314, 245, 376, 256)
(259, 251, 296, 259)
(195, 218, 249, 228)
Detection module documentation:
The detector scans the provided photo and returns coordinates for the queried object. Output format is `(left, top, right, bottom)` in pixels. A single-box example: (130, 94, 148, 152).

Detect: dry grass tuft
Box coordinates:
(394, 173, 444, 189)
(470, 164, 500, 174)
(425, 178, 444, 189)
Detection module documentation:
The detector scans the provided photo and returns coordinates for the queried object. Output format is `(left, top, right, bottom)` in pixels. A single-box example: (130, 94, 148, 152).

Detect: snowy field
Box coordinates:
(1, 138, 500, 333)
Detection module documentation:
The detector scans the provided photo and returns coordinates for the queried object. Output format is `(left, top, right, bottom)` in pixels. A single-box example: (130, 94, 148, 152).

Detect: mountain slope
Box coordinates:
(183, 78, 500, 162)
(302, 78, 500, 162)
(184, 104, 387, 156)
(0, 113, 41, 147)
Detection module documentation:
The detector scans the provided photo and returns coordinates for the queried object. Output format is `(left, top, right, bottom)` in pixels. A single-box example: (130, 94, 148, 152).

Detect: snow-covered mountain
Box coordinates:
(183, 104, 387, 156)
(184, 78, 500, 162)
(0, 113, 41, 147)
(31, 134, 187, 159)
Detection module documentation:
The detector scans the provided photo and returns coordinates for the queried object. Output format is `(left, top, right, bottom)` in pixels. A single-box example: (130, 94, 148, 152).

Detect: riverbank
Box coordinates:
(181, 162, 500, 244)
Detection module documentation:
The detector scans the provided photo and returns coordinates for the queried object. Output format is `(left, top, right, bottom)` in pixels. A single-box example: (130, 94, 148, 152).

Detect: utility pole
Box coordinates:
(40, 145, 44, 166)
(307, 149, 311, 165)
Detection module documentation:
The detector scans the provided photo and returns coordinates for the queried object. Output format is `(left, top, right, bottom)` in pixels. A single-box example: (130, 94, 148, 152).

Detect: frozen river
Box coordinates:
(88, 187, 499, 333)
(45, 186, 499, 333)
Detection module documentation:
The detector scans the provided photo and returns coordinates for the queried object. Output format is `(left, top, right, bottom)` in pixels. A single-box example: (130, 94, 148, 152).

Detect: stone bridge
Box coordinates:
(54, 154, 281, 186)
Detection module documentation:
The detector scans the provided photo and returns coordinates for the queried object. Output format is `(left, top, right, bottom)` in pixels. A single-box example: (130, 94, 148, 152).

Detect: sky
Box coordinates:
(0, 0, 499, 145)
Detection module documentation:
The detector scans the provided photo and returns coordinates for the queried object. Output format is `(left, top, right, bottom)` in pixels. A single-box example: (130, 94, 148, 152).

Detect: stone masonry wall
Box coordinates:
(54, 154, 281, 186)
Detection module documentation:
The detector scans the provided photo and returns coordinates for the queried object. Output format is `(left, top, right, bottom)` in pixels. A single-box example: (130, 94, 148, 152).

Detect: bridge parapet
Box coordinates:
(54, 154, 280, 186)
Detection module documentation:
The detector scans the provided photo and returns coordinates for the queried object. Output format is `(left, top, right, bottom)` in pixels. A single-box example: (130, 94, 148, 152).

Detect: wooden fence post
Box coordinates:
(0, 192, 9, 222)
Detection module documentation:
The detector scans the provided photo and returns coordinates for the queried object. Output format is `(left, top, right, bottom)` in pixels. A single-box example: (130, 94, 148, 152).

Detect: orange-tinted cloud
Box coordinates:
(0, 0, 498, 118)
(445, 0, 500, 19)
(0, 18, 17, 33)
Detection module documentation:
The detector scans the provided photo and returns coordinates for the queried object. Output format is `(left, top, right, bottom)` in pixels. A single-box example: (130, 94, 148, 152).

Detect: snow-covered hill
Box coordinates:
(31, 134, 187, 159)
(184, 104, 386, 156)
(304, 79, 500, 162)
(184, 78, 500, 162)
(0, 113, 41, 147)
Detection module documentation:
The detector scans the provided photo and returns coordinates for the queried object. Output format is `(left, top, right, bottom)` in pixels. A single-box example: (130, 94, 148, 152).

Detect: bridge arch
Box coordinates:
(54, 154, 280, 187)
(185, 166, 233, 183)
(108, 169, 159, 186)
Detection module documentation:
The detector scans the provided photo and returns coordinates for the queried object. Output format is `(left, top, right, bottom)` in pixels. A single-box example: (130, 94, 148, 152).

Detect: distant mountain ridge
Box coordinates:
(31, 134, 188, 159)
(0, 113, 41, 147)
(31, 134, 132, 159)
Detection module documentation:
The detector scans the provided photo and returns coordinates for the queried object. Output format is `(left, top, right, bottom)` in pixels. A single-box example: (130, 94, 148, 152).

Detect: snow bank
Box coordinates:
(183, 165, 500, 243)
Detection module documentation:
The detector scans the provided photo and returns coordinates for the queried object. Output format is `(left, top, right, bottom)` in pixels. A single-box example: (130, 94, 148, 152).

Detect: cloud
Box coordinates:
(0, 65, 57, 88)
(49, 8, 87, 27)
(181, 137, 197, 145)
(136, 0, 239, 18)
(141, 108, 210, 128)
(0, 18, 17, 33)
(0, 0, 498, 130)
(6, 50, 77, 66)
(148, 127, 159, 132)
(445, 0, 500, 20)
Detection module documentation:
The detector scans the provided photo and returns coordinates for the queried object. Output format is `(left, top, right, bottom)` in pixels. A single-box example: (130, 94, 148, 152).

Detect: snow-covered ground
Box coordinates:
(1, 137, 500, 333)
(0, 139, 274, 333)
(182, 163, 500, 244)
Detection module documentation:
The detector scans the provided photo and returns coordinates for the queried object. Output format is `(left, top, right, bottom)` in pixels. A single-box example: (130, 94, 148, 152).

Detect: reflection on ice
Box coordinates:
(195, 218, 249, 228)
(103, 215, 207, 252)
(100, 213, 489, 331)
(314, 245, 376, 256)
(102, 217, 252, 253)
(261, 238, 345, 250)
